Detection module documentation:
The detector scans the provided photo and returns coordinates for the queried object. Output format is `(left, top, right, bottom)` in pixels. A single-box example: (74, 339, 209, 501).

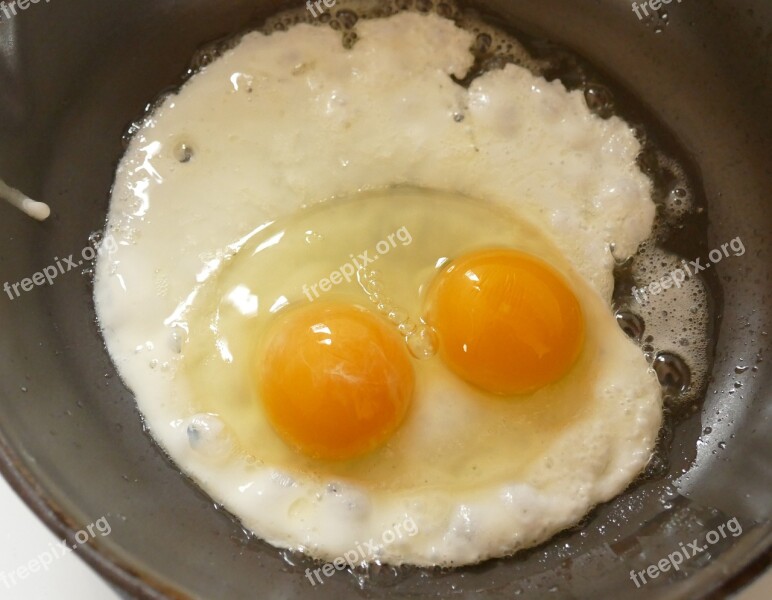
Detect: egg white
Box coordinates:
(95, 12, 661, 566)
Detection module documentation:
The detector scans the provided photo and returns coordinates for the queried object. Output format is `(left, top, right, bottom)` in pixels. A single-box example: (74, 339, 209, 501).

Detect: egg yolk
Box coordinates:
(257, 304, 414, 460)
(426, 249, 585, 395)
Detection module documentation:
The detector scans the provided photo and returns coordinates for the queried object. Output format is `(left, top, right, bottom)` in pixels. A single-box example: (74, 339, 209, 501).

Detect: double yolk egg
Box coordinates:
(257, 247, 585, 460)
(95, 11, 662, 566)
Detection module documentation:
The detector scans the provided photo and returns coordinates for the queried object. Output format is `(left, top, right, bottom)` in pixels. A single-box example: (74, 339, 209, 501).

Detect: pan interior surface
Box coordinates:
(0, 0, 769, 598)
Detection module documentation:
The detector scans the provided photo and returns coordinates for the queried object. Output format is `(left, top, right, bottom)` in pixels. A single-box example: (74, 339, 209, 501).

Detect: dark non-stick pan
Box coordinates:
(0, 0, 769, 598)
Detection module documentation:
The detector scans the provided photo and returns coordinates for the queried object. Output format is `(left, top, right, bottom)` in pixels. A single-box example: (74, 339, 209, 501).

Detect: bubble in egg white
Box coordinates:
(187, 414, 234, 459)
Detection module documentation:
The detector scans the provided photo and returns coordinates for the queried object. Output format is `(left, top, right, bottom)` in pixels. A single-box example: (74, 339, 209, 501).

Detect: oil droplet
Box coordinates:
(336, 8, 358, 28)
(398, 320, 417, 335)
(473, 32, 493, 55)
(436, 2, 454, 18)
(653, 352, 691, 393)
(357, 268, 425, 354)
(584, 85, 615, 119)
(88, 231, 104, 246)
(342, 31, 359, 49)
(387, 308, 408, 325)
(174, 142, 194, 163)
(615, 309, 645, 341)
(406, 325, 438, 360)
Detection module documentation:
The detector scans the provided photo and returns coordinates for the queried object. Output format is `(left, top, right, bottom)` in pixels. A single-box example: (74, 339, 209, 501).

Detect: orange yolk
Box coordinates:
(426, 248, 585, 395)
(257, 304, 414, 460)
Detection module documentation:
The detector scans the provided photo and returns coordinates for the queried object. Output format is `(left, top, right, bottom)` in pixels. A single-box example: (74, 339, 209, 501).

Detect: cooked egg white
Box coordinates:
(95, 12, 661, 566)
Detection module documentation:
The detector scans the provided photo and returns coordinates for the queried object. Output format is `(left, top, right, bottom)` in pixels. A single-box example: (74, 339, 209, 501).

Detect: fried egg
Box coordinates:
(94, 11, 662, 566)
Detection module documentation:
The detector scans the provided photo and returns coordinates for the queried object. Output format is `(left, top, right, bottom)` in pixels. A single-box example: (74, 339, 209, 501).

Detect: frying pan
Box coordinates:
(0, 0, 769, 598)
